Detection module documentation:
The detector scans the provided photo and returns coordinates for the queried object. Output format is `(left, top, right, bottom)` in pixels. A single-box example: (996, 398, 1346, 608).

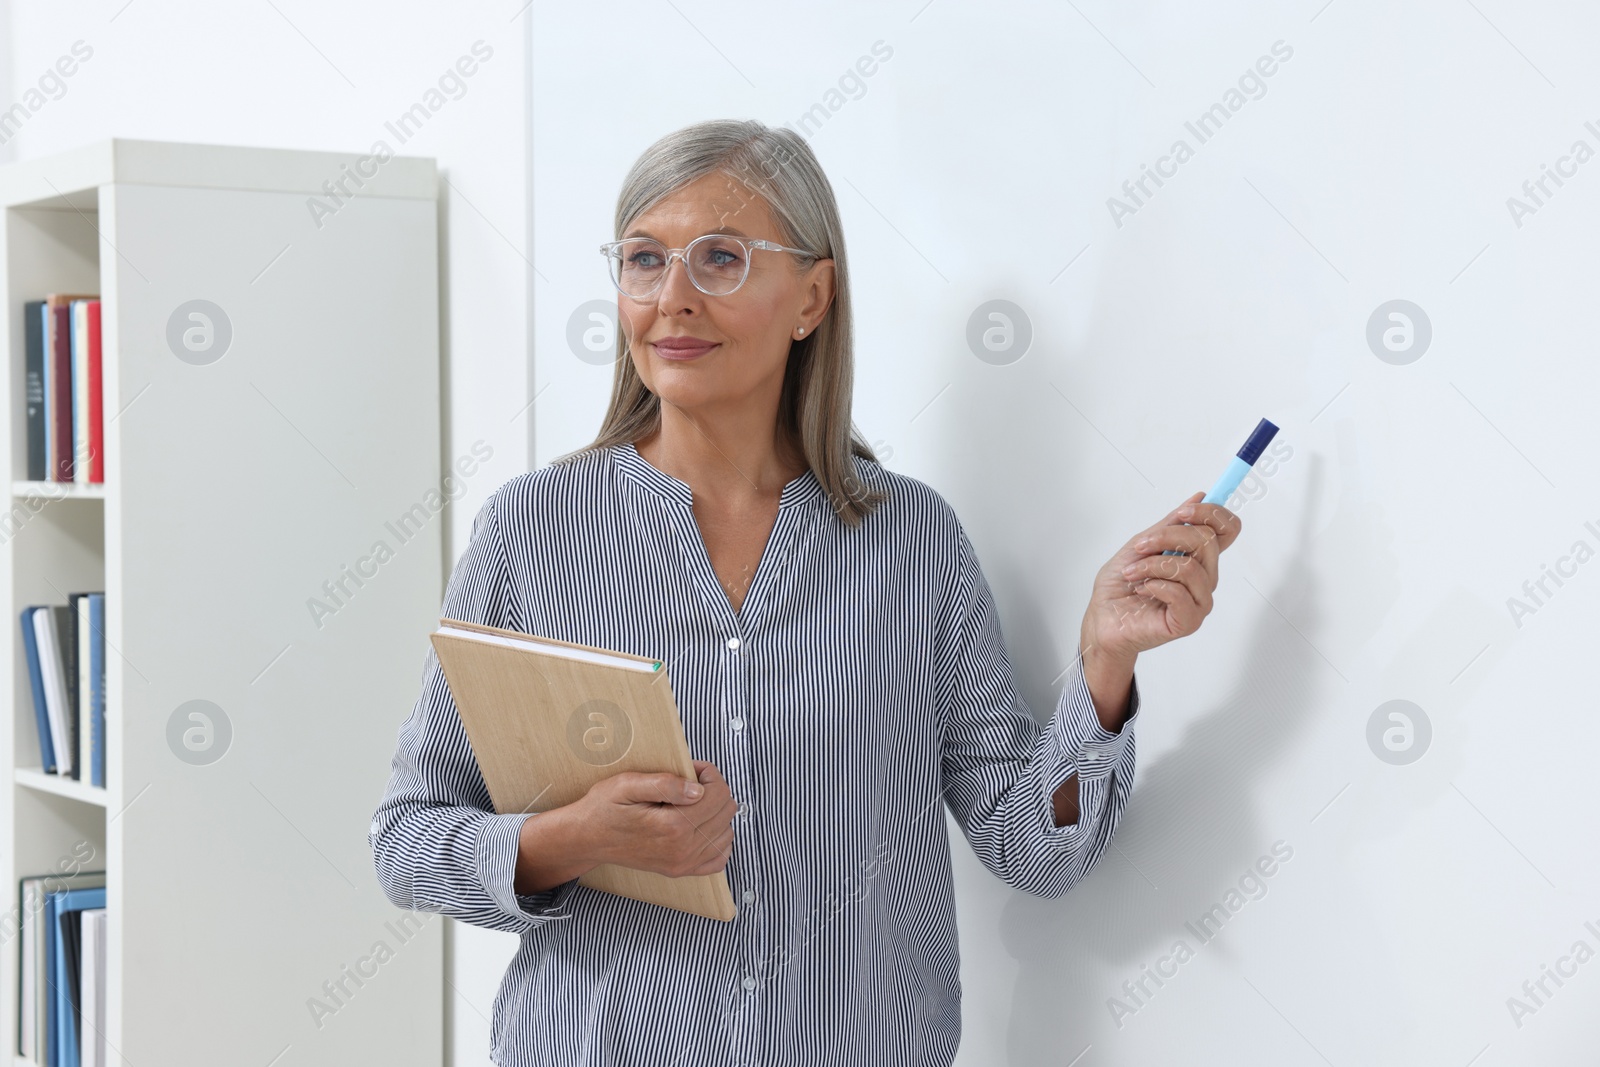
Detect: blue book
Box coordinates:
(49, 887, 103, 1067)
(87, 595, 104, 788)
(20, 608, 57, 774)
(42, 889, 57, 1067)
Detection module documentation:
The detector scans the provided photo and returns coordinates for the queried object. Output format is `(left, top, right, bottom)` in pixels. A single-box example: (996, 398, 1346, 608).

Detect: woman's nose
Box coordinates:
(655, 252, 701, 306)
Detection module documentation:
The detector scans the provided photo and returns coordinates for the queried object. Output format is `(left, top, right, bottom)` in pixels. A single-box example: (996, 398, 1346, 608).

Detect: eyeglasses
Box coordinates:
(599, 233, 820, 300)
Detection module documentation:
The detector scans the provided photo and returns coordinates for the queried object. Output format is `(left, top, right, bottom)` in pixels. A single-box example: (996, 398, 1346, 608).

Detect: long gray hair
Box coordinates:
(558, 118, 885, 527)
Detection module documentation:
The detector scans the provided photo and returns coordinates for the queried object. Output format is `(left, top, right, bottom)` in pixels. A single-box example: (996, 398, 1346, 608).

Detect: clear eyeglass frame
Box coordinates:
(599, 233, 821, 300)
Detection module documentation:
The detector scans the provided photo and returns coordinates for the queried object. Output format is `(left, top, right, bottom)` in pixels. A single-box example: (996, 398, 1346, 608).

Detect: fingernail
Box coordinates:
(1121, 564, 1137, 576)
(686, 783, 703, 798)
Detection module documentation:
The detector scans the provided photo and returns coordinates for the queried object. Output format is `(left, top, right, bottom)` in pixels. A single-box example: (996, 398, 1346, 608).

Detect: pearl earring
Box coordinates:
(796, 327, 805, 336)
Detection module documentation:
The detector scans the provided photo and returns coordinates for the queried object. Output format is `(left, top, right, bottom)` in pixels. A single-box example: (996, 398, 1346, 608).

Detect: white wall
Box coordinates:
(2, 3, 530, 1063)
(530, 2, 1600, 1064)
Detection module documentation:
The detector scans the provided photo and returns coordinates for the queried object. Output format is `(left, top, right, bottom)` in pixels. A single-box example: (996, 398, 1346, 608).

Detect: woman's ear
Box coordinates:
(800, 259, 837, 327)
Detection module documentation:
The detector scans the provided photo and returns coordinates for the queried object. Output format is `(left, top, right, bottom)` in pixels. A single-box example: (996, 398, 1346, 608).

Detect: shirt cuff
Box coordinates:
(1051, 657, 1141, 782)
(476, 812, 582, 924)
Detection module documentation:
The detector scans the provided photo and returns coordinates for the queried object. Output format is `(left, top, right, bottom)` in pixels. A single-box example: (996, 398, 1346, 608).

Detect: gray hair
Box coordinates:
(563, 118, 885, 527)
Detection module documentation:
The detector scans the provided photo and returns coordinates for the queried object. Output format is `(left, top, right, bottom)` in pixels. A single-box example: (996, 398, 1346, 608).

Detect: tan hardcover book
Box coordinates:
(430, 617, 737, 922)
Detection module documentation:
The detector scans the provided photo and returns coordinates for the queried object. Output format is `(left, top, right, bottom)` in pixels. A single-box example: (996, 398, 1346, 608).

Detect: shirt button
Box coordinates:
(729, 717, 745, 731)
(742, 976, 757, 991)
(726, 637, 741, 651)
(742, 889, 755, 903)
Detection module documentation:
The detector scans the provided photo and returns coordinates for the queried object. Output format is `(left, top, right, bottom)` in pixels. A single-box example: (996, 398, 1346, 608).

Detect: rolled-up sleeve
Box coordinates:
(369, 488, 583, 933)
(936, 522, 1140, 900)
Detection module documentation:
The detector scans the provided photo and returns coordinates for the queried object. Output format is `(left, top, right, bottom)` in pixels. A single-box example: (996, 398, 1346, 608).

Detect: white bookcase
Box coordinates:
(0, 140, 444, 1066)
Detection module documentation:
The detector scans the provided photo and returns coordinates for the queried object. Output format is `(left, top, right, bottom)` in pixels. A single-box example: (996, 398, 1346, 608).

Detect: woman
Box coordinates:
(370, 118, 1239, 1067)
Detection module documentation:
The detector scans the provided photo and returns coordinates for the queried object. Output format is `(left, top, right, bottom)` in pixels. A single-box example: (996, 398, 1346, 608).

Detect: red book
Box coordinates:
(87, 300, 103, 483)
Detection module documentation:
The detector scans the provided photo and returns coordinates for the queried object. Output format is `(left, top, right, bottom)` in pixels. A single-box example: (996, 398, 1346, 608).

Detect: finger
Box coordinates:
(681, 786, 739, 834)
(1133, 523, 1218, 564)
(1158, 524, 1220, 585)
(1132, 575, 1203, 628)
(1125, 553, 1213, 616)
(627, 771, 706, 805)
(1174, 501, 1242, 553)
(1156, 491, 1204, 526)
(1143, 498, 1240, 569)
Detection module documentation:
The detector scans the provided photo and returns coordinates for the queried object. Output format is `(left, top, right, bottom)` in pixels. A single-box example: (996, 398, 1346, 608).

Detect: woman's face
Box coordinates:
(617, 171, 835, 425)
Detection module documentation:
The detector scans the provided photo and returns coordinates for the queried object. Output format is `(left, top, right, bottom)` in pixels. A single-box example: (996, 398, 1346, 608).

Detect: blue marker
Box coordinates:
(1163, 418, 1279, 556)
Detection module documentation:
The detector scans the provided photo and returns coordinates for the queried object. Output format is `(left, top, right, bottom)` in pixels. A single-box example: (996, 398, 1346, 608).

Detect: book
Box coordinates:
(87, 595, 105, 788)
(85, 302, 103, 484)
(19, 872, 103, 1065)
(71, 301, 89, 486)
(78, 910, 104, 1067)
(49, 886, 104, 1067)
(73, 596, 90, 783)
(24, 300, 47, 482)
(20, 609, 57, 774)
(59, 604, 78, 782)
(31, 608, 72, 779)
(43, 294, 95, 482)
(19, 600, 105, 785)
(49, 301, 73, 482)
(430, 617, 737, 922)
(58, 908, 82, 1055)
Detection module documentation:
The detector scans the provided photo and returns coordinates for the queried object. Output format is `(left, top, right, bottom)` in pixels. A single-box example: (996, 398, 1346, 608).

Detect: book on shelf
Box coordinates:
(79, 908, 106, 1067)
(18, 869, 105, 1067)
(23, 295, 103, 484)
(18, 596, 105, 784)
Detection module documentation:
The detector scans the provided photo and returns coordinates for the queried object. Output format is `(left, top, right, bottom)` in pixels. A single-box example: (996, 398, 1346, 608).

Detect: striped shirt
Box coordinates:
(369, 439, 1141, 1067)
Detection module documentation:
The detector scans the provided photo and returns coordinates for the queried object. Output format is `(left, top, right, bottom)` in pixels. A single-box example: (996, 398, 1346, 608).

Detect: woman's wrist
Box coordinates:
(513, 802, 603, 895)
(1078, 627, 1137, 733)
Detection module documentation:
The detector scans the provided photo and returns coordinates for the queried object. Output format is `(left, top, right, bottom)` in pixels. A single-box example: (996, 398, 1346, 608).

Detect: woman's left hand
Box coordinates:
(1080, 491, 1242, 665)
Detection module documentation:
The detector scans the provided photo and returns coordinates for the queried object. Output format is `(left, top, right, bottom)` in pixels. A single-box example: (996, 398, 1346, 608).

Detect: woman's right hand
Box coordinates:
(580, 760, 737, 878)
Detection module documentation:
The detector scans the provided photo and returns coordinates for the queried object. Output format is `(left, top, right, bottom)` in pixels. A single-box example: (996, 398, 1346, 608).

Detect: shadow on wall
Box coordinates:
(996, 451, 1330, 1055)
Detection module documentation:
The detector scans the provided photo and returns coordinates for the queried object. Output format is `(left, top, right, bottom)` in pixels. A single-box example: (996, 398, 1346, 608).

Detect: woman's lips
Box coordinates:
(652, 340, 719, 360)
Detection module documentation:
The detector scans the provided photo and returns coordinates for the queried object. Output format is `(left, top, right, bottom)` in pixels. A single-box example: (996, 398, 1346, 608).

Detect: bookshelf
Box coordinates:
(0, 141, 445, 1066)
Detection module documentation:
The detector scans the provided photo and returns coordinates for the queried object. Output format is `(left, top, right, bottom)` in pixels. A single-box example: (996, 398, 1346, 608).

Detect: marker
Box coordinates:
(1163, 418, 1279, 556)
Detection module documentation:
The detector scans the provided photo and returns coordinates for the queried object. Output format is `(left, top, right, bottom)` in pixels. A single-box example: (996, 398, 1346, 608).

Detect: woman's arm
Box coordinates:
(369, 488, 585, 933)
(1049, 491, 1239, 827)
(1051, 643, 1137, 827)
(936, 520, 1140, 900)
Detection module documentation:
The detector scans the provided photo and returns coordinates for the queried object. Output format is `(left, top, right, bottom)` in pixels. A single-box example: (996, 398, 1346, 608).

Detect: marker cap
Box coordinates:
(1236, 418, 1280, 465)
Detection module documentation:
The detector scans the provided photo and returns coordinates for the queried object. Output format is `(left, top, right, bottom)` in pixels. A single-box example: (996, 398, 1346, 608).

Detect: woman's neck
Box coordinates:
(635, 411, 806, 505)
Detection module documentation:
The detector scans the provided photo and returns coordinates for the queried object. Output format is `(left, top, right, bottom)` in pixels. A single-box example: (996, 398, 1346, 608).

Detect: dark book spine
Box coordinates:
(53, 605, 77, 779)
(24, 301, 46, 481)
(50, 304, 74, 481)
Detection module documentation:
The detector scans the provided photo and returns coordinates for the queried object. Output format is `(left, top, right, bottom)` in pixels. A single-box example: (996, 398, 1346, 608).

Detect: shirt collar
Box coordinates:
(613, 440, 826, 511)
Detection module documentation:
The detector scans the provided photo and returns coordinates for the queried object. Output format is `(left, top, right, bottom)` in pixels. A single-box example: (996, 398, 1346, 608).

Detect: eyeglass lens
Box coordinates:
(610, 237, 750, 297)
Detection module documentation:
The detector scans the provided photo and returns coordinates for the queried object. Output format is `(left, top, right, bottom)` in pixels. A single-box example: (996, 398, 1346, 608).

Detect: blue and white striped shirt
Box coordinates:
(369, 439, 1141, 1066)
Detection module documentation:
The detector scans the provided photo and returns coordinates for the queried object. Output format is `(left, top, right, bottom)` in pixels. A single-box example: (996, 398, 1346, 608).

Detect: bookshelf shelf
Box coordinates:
(1, 139, 445, 1067)
(10, 481, 104, 500)
(13, 768, 105, 807)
